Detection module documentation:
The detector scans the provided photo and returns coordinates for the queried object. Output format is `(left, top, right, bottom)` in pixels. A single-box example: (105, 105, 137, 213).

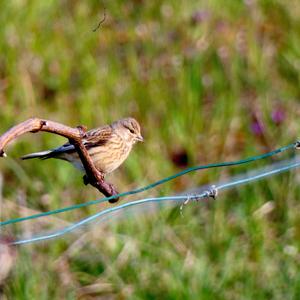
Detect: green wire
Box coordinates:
(12, 157, 300, 246)
(0, 142, 296, 227)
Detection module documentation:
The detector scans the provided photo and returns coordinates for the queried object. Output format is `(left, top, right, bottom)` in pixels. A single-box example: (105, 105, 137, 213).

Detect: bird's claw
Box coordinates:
(83, 175, 90, 185)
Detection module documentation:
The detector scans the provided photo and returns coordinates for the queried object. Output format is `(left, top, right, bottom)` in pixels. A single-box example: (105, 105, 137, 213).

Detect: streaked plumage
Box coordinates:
(21, 118, 143, 175)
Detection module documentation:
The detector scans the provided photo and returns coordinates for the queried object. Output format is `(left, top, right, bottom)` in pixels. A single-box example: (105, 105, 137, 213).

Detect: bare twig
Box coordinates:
(0, 118, 119, 202)
(92, 8, 106, 32)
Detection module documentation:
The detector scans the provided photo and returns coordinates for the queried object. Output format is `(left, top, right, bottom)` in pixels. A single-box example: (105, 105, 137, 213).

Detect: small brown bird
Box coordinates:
(21, 118, 143, 175)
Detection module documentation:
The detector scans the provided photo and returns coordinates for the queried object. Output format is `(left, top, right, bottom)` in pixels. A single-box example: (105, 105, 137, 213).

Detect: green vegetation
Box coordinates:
(1, 0, 300, 298)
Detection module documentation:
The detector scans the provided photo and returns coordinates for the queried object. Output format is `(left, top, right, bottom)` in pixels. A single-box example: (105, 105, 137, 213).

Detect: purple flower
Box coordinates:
(191, 10, 210, 25)
(271, 108, 285, 125)
(251, 120, 265, 136)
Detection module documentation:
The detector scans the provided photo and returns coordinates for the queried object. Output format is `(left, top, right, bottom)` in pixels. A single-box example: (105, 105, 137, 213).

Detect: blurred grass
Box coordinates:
(1, 0, 300, 298)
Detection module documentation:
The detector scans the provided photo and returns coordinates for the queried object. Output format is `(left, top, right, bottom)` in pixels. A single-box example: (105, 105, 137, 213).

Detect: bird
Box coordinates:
(21, 117, 143, 175)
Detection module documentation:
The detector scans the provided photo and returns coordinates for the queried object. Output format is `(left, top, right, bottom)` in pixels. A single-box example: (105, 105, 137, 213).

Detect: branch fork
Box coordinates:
(0, 118, 119, 203)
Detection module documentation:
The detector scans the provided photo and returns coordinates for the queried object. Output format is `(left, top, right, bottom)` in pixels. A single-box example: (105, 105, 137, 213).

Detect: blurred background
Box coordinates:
(1, 0, 300, 298)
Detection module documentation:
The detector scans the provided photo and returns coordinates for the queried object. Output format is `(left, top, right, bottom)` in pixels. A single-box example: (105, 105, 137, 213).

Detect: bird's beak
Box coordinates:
(136, 135, 144, 142)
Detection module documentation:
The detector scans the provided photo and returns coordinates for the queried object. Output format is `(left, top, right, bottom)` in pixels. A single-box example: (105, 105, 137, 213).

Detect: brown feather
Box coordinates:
(54, 125, 112, 154)
(83, 125, 113, 148)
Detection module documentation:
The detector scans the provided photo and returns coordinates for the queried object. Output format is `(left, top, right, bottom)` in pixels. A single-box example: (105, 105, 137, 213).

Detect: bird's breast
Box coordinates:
(89, 137, 132, 174)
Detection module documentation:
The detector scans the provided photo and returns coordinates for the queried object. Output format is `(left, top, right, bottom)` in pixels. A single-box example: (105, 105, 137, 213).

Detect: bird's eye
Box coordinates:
(124, 124, 135, 134)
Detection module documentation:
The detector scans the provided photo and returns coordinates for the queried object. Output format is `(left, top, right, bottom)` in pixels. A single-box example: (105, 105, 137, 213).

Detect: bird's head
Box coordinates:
(113, 117, 143, 145)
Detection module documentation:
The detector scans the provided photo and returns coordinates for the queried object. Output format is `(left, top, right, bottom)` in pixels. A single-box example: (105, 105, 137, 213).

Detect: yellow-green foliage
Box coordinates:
(1, 0, 300, 298)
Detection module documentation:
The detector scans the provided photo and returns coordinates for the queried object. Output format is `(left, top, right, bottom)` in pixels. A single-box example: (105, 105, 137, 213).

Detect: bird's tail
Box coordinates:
(21, 150, 54, 160)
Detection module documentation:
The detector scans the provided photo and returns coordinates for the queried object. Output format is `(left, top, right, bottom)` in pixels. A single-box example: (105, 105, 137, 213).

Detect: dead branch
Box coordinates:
(0, 118, 119, 203)
(92, 7, 106, 32)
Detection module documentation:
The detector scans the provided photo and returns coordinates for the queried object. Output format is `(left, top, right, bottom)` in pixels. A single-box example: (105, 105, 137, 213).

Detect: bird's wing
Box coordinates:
(21, 125, 113, 160)
(82, 125, 113, 149)
(50, 125, 113, 154)
(37, 125, 111, 155)
(21, 142, 76, 160)
(49, 143, 76, 155)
